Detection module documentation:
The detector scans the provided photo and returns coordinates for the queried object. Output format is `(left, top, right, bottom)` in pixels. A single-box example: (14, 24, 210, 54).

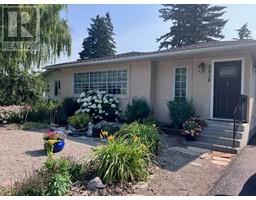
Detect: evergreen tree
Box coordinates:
(79, 12, 116, 60)
(157, 4, 227, 49)
(235, 23, 253, 40)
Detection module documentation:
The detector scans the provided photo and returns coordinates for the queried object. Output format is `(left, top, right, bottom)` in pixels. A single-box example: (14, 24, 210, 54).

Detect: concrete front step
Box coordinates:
(183, 140, 239, 154)
(202, 128, 243, 139)
(197, 134, 241, 148)
(205, 121, 245, 132)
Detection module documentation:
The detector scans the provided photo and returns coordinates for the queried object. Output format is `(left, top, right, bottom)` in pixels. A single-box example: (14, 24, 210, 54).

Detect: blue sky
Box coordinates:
(54, 4, 256, 64)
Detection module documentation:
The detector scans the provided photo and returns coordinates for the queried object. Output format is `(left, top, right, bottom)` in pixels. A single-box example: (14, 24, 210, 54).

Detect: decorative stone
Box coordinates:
(87, 122, 93, 137)
(134, 181, 148, 189)
(148, 174, 155, 179)
(87, 177, 106, 191)
(212, 156, 231, 162)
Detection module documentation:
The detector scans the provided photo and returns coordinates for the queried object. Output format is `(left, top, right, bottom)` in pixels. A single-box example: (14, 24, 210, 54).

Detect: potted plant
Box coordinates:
(182, 118, 202, 141)
(43, 130, 65, 157)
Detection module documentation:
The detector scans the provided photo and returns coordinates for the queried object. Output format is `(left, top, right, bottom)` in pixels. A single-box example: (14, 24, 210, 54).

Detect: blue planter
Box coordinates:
(53, 140, 65, 153)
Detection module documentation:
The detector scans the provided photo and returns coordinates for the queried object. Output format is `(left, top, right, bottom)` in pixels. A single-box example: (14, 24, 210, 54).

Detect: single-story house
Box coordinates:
(44, 40, 256, 153)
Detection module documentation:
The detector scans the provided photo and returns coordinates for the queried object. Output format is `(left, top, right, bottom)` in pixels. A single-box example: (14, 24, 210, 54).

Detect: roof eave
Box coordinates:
(45, 42, 256, 70)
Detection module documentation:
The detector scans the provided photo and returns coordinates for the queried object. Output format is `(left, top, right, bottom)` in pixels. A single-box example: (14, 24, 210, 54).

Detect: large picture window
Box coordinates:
(174, 67, 187, 102)
(74, 69, 127, 95)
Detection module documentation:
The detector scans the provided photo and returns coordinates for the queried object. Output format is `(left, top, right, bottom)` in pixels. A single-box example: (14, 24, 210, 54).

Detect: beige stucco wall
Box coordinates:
(46, 52, 255, 127)
(45, 61, 153, 111)
(152, 53, 254, 123)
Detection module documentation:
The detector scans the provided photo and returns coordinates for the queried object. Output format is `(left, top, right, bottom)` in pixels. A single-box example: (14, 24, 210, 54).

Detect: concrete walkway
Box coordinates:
(209, 142, 256, 196)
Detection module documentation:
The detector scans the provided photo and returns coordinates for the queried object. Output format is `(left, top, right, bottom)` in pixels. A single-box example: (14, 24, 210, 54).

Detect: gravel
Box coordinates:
(0, 127, 98, 187)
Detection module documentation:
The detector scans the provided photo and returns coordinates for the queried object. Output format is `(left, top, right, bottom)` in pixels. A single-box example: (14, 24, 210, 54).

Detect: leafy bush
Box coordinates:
(77, 90, 120, 123)
(125, 98, 151, 123)
(12, 171, 48, 196)
(27, 100, 60, 123)
(94, 137, 148, 183)
(118, 122, 159, 154)
(46, 172, 71, 196)
(57, 97, 80, 124)
(21, 122, 48, 130)
(167, 99, 195, 128)
(0, 105, 30, 124)
(67, 113, 91, 129)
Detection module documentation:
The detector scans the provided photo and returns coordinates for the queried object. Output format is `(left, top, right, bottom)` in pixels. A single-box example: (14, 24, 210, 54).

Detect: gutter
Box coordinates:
(45, 42, 256, 70)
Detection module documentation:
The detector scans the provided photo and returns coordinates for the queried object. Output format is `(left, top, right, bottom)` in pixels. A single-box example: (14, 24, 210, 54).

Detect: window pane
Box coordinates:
(174, 67, 187, 101)
(74, 70, 127, 95)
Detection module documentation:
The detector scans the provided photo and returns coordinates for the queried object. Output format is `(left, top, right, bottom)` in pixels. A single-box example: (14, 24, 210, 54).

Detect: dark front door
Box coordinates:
(213, 60, 242, 119)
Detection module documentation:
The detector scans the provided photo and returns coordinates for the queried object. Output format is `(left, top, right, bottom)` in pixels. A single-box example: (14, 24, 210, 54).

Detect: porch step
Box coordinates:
(182, 120, 247, 153)
(183, 140, 239, 154)
(197, 134, 241, 148)
(202, 127, 243, 139)
(205, 120, 245, 132)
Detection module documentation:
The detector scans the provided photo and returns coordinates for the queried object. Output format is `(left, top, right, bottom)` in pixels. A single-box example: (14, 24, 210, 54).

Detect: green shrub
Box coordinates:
(67, 113, 91, 129)
(94, 137, 148, 183)
(27, 100, 60, 123)
(21, 122, 48, 130)
(12, 171, 48, 196)
(46, 172, 71, 196)
(118, 122, 159, 154)
(125, 98, 151, 123)
(57, 97, 80, 124)
(167, 99, 195, 129)
(12, 157, 84, 196)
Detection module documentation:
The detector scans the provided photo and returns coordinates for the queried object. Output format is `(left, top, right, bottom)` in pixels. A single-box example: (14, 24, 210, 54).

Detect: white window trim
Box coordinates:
(72, 66, 130, 99)
(210, 57, 245, 119)
(172, 66, 189, 101)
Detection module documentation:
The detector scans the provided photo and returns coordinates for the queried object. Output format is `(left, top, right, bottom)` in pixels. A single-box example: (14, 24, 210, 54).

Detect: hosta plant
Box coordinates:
(77, 90, 121, 123)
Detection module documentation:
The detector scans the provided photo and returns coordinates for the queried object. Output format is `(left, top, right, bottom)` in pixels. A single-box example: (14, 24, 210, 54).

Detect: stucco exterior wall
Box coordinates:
(152, 53, 253, 123)
(45, 52, 255, 130)
(45, 61, 153, 111)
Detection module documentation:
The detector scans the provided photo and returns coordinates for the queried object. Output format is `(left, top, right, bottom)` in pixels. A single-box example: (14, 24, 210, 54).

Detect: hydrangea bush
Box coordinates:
(77, 90, 121, 123)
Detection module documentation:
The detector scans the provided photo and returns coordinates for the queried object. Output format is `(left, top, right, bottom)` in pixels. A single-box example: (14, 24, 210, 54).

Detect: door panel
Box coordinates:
(213, 60, 242, 119)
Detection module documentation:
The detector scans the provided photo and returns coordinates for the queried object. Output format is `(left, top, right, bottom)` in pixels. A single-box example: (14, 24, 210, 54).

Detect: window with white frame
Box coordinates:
(74, 69, 128, 95)
(174, 67, 187, 102)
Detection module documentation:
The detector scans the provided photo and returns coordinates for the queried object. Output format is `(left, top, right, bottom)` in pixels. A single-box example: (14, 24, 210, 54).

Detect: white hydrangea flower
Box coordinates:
(111, 104, 116, 108)
(83, 102, 87, 107)
(115, 111, 119, 115)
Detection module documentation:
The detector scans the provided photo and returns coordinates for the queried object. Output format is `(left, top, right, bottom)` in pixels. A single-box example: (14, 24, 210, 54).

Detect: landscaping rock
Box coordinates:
(87, 177, 106, 191)
(134, 182, 148, 189)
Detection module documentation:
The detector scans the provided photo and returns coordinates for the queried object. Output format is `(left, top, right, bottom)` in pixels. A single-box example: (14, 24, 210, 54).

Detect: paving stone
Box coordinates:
(200, 153, 212, 160)
(190, 162, 202, 167)
(211, 160, 229, 166)
(212, 156, 231, 162)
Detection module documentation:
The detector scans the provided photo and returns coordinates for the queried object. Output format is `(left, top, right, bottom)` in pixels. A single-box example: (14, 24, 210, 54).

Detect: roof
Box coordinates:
(45, 40, 256, 69)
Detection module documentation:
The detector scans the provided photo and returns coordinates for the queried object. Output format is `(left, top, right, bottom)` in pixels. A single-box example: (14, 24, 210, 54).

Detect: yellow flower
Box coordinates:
(133, 136, 139, 142)
(140, 144, 147, 151)
(107, 135, 114, 142)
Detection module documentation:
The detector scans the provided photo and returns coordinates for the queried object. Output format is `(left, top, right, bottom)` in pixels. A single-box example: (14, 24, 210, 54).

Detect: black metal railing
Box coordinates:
(233, 95, 248, 147)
